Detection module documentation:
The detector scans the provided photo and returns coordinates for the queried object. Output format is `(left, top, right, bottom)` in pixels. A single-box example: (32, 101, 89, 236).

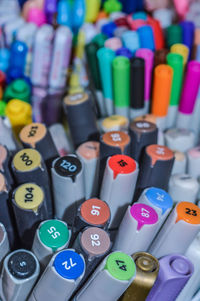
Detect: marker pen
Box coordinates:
(31, 24, 54, 88)
(171, 151, 186, 175)
(49, 123, 72, 156)
(166, 25, 182, 48)
(12, 183, 48, 249)
(164, 128, 196, 153)
(146, 254, 193, 301)
(0, 145, 14, 187)
(137, 25, 155, 51)
(0, 223, 9, 269)
(11, 148, 53, 218)
(135, 48, 154, 114)
(32, 219, 71, 267)
(114, 27, 129, 39)
(76, 141, 100, 199)
(4, 17, 25, 47)
(180, 20, 195, 59)
(57, 0, 72, 28)
(149, 202, 200, 258)
(103, 0, 122, 14)
(31, 86, 47, 123)
(170, 43, 189, 67)
(3, 79, 31, 103)
(120, 252, 159, 301)
(92, 33, 107, 48)
(0, 117, 17, 151)
(101, 115, 129, 133)
(72, 0, 86, 32)
(130, 57, 145, 120)
(151, 64, 173, 130)
(2, 250, 40, 301)
(19, 122, 59, 168)
(102, 22, 117, 38)
(177, 61, 200, 130)
(126, 16, 146, 31)
(104, 37, 122, 51)
(44, 0, 57, 24)
(152, 8, 173, 29)
(51, 155, 85, 226)
(154, 48, 169, 66)
(27, 7, 47, 27)
(112, 56, 130, 117)
(63, 92, 99, 148)
(113, 203, 159, 255)
(96, 19, 110, 34)
(116, 47, 132, 59)
(166, 53, 184, 128)
(192, 28, 200, 61)
(129, 120, 158, 163)
(100, 154, 139, 229)
(75, 251, 136, 301)
(49, 26, 72, 90)
(97, 47, 115, 116)
(121, 31, 140, 55)
(8, 40, 28, 78)
(73, 198, 110, 234)
(135, 145, 174, 196)
(147, 18, 164, 50)
(85, 0, 101, 22)
(187, 146, 200, 180)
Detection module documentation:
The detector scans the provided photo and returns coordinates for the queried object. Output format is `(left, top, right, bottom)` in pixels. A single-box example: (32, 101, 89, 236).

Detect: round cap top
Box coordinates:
(130, 203, 158, 231)
(80, 198, 110, 225)
(171, 257, 190, 275)
(130, 120, 157, 134)
(64, 92, 88, 106)
(54, 156, 82, 179)
(146, 144, 174, 165)
(145, 187, 173, 215)
(102, 131, 130, 149)
(76, 141, 100, 160)
(176, 202, 200, 224)
(6, 99, 31, 115)
(39, 220, 70, 252)
(108, 154, 137, 179)
(19, 123, 46, 148)
(14, 183, 44, 212)
(105, 252, 135, 281)
(102, 115, 128, 130)
(12, 79, 27, 93)
(170, 43, 189, 65)
(8, 251, 37, 280)
(0, 145, 7, 168)
(134, 253, 158, 273)
(134, 114, 157, 124)
(13, 149, 41, 172)
(80, 227, 110, 257)
(53, 250, 85, 280)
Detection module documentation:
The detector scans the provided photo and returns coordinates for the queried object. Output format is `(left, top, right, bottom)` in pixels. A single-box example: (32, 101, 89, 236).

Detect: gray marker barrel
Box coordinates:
(164, 128, 196, 153)
(75, 251, 136, 301)
(32, 219, 71, 268)
(76, 141, 100, 199)
(0, 144, 14, 187)
(2, 249, 40, 301)
(51, 155, 85, 226)
(29, 249, 85, 301)
(0, 117, 17, 151)
(12, 183, 49, 249)
(129, 120, 158, 163)
(187, 146, 200, 179)
(171, 150, 186, 174)
(49, 123, 72, 156)
(63, 92, 99, 148)
(168, 174, 199, 203)
(11, 148, 53, 218)
(0, 223, 9, 268)
(100, 154, 139, 229)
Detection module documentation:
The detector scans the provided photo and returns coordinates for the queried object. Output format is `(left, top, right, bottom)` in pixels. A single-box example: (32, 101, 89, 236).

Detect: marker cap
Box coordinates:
(4, 79, 31, 103)
(166, 25, 182, 48)
(138, 25, 155, 51)
(147, 18, 164, 50)
(101, 115, 129, 132)
(154, 49, 169, 67)
(130, 57, 145, 109)
(121, 31, 140, 54)
(153, 8, 173, 29)
(104, 37, 122, 51)
(164, 128, 195, 153)
(170, 43, 189, 66)
(102, 22, 117, 38)
(116, 47, 132, 59)
(19, 123, 46, 148)
(13, 148, 42, 172)
(102, 131, 130, 152)
(103, 0, 122, 14)
(27, 8, 46, 26)
(180, 21, 195, 57)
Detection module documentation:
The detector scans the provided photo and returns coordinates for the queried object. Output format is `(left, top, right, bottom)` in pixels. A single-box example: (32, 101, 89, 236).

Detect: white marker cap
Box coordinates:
(171, 151, 186, 175)
(165, 128, 196, 153)
(187, 146, 200, 179)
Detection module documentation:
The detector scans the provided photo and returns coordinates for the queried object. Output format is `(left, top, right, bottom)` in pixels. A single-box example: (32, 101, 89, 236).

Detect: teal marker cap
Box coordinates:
(166, 25, 182, 48)
(97, 47, 116, 100)
(3, 79, 31, 103)
(92, 33, 107, 48)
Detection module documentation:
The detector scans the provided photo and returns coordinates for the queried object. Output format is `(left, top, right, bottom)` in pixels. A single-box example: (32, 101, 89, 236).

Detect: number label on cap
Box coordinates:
(54, 156, 81, 178)
(60, 160, 77, 172)
(116, 260, 127, 271)
(176, 202, 200, 224)
(24, 187, 34, 202)
(47, 226, 61, 239)
(62, 258, 77, 270)
(20, 152, 33, 166)
(111, 133, 121, 142)
(91, 205, 101, 216)
(108, 154, 137, 179)
(117, 159, 128, 167)
(156, 147, 165, 155)
(130, 203, 158, 231)
(185, 208, 197, 216)
(91, 234, 100, 247)
(136, 122, 150, 129)
(28, 126, 38, 137)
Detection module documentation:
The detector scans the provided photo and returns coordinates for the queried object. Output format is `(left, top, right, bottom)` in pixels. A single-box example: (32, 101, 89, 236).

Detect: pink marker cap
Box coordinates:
(130, 203, 158, 231)
(27, 7, 47, 26)
(178, 60, 200, 114)
(126, 14, 146, 30)
(136, 48, 154, 102)
(104, 37, 122, 51)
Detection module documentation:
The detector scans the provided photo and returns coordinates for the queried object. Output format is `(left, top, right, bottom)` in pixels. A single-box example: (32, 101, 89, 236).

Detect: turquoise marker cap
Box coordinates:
(133, 12, 147, 20)
(97, 47, 116, 100)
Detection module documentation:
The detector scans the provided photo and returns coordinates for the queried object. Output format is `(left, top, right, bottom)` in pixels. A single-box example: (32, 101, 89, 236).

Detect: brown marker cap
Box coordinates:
(19, 123, 47, 148)
(102, 131, 130, 152)
(130, 121, 157, 134)
(76, 141, 100, 160)
(134, 114, 157, 125)
(64, 92, 88, 106)
(146, 144, 174, 165)
(0, 145, 7, 171)
(80, 198, 110, 226)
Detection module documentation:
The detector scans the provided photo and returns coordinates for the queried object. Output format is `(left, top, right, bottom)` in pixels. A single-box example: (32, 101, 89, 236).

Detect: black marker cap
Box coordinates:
(130, 57, 145, 109)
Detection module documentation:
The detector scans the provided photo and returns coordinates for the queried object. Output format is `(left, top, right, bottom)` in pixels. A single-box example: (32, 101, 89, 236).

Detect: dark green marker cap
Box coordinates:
(85, 42, 102, 90)
(166, 25, 182, 48)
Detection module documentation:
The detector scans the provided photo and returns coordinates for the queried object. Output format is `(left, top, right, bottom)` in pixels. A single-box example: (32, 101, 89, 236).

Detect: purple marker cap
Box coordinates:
(135, 48, 154, 102)
(178, 60, 200, 114)
(116, 47, 132, 59)
(44, 0, 57, 23)
(180, 21, 195, 58)
(130, 203, 158, 231)
(146, 254, 194, 301)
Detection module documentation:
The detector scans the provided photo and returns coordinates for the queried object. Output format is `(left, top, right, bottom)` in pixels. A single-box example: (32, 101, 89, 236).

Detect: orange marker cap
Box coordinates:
(151, 64, 173, 117)
(80, 198, 110, 225)
(146, 144, 174, 166)
(96, 10, 108, 21)
(176, 202, 200, 224)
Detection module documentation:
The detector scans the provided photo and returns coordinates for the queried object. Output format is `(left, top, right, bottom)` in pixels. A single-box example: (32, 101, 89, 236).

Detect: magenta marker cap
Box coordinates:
(135, 48, 154, 102)
(104, 37, 123, 51)
(130, 203, 158, 231)
(27, 8, 47, 26)
(179, 60, 200, 114)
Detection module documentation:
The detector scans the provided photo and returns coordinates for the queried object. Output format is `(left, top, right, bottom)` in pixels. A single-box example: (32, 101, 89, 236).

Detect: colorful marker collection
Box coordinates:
(1, 0, 200, 301)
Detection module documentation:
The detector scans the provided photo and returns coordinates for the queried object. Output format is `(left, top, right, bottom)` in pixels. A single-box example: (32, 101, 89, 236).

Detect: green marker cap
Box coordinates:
(92, 34, 107, 48)
(3, 79, 31, 103)
(167, 53, 184, 106)
(105, 252, 136, 281)
(112, 56, 130, 107)
(103, 0, 122, 14)
(85, 42, 102, 90)
(166, 25, 182, 48)
(0, 101, 6, 116)
(97, 47, 115, 100)
(39, 220, 70, 252)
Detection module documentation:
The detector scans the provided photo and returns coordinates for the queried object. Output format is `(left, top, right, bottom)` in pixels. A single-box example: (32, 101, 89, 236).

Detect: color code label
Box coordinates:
(20, 123, 46, 148)
(54, 156, 82, 180)
(13, 149, 41, 172)
(53, 250, 85, 280)
(145, 187, 173, 215)
(105, 252, 136, 281)
(176, 202, 200, 224)
(130, 203, 158, 231)
(77, 141, 100, 160)
(102, 131, 130, 152)
(130, 121, 156, 133)
(146, 144, 174, 166)
(108, 154, 137, 179)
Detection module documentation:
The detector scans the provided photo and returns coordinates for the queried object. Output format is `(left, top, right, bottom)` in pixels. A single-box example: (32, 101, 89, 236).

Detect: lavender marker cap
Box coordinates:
(178, 60, 200, 114)
(116, 47, 132, 59)
(146, 254, 193, 301)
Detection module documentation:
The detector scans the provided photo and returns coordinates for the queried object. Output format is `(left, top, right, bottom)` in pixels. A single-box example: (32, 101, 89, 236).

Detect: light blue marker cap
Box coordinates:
(133, 11, 147, 20)
(97, 47, 116, 99)
(0, 48, 10, 72)
(121, 30, 140, 54)
(57, 0, 72, 27)
(145, 187, 173, 215)
(72, 0, 85, 31)
(138, 25, 155, 51)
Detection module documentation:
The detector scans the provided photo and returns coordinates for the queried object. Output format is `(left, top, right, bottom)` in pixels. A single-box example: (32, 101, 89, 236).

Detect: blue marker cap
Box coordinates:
(121, 0, 137, 14)
(57, 0, 72, 28)
(116, 47, 132, 59)
(102, 22, 117, 38)
(72, 0, 85, 31)
(138, 25, 155, 51)
(133, 12, 147, 20)
(0, 48, 10, 72)
(53, 250, 85, 280)
(121, 31, 140, 54)
(10, 41, 28, 75)
(145, 187, 173, 215)
(180, 21, 195, 59)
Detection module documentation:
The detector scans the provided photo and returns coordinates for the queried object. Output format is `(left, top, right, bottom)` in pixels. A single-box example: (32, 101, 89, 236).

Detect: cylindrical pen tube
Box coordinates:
(164, 128, 195, 153)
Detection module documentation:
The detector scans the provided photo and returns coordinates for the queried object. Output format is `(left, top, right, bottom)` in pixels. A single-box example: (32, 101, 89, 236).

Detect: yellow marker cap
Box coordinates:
(85, 0, 101, 22)
(13, 149, 41, 172)
(170, 43, 189, 66)
(102, 115, 129, 132)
